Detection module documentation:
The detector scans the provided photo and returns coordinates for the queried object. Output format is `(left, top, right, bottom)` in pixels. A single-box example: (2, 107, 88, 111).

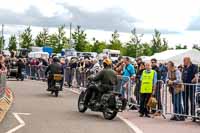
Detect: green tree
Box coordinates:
(84, 43, 93, 52)
(49, 34, 59, 51)
(141, 43, 153, 56)
(0, 36, 5, 51)
(175, 44, 187, 49)
(162, 38, 169, 51)
(35, 28, 49, 47)
(19, 26, 33, 49)
(169, 48, 174, 50)
(8, 35, 17, 51)
(48, 25, 69, 53)
(72, 25, 88, 52)
(56, 25, 69, 53)
(62, 36, 69, 49)
(192, 44, 200, 51)
(151, 29, 168, 54)
(92, 38, 107, 53)
(108, 30, 122, 50)
(125, 28, 143, 57)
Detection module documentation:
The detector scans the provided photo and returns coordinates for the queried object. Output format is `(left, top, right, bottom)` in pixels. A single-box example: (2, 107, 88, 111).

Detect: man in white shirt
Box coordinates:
(90, 59, 101, 74)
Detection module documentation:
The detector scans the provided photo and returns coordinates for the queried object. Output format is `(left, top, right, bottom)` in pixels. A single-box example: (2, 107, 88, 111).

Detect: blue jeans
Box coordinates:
(182, 85, 195, 116)
(120, 77, 129, 98)
(173, 91, 183, 114)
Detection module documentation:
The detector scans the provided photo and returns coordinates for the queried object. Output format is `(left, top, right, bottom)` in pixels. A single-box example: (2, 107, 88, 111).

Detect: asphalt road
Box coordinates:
(0, 80, 134, 133)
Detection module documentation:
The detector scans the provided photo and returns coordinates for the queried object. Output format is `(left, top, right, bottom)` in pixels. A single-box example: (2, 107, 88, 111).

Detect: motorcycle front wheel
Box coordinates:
(78, 91, 87, 113)
(103, 109, 118, 120)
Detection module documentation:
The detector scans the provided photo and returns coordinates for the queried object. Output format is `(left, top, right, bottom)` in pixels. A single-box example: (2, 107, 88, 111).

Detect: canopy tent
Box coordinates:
(144, 49, 200, 65)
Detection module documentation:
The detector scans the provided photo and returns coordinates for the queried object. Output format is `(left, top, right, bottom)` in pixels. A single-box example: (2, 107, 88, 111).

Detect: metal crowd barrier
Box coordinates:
(164, 82, 200, 119)
(129, 80, 165, 115)
(116, 76, 133, 109)
(38, 65, 48, 80)
(64, 67, 93, 89)
(0, 72, 7, 99)
(25, 65, 48, 80)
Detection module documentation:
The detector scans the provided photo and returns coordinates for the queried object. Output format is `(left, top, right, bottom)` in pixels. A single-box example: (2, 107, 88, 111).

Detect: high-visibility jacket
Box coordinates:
(140, 70, 155, 93)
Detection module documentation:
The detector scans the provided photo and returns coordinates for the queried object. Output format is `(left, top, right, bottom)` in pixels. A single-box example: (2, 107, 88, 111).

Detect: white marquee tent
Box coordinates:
(144, 49, 200, 65)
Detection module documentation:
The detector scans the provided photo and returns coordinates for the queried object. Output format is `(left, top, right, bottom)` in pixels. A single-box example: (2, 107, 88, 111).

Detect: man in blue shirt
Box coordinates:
(121, 57, 136, 98)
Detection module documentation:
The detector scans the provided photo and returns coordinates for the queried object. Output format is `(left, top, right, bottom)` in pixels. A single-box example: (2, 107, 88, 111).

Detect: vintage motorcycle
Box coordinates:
(47, 74, 63, 97)
(78, 77, 127, 120)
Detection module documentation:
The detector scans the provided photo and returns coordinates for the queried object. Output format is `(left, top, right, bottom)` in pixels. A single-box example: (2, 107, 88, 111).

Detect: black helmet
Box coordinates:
(53, 57, 60, 63)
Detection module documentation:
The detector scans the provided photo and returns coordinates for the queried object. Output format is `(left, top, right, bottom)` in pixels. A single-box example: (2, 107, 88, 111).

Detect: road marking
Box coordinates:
(68, 88, 80, 94)
(6, 113, 31, 133)
(67, 87, 143, 133)
(118, 115, 143, 133)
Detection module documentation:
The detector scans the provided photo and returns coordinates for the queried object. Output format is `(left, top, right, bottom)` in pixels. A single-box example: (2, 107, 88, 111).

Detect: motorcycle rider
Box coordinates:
(45, 57, 63, 91)
(16, 58, 25, 80)
(84, 58, 118, 106)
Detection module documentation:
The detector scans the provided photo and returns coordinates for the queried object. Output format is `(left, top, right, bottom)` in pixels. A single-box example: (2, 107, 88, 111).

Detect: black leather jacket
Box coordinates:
(45, 63, 63, 77)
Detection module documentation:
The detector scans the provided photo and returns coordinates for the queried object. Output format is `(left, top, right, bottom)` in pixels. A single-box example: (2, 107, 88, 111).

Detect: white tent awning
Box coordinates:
(146, 49, 200, 65)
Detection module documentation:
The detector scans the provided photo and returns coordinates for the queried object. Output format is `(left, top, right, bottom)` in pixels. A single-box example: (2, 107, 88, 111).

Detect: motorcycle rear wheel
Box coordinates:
(55, 91, 59, 97)
(78, 92, 87, 113)
(103, 109, 118, 120)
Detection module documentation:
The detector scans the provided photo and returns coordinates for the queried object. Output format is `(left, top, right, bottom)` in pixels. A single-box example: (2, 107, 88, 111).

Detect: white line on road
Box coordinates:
(118, 115, 143, 133)
(67, 88, 143, 133)
(6, 113, 31, 133)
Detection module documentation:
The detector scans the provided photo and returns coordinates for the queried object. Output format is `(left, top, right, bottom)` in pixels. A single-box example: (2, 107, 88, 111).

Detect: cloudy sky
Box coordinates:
(1, 0, 200, 47)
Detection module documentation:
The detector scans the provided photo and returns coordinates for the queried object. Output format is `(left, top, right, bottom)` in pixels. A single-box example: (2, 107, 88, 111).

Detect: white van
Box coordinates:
(65, 48, 77, 57)
(103, 49, 120, 61)
(81, 52, 97, 58)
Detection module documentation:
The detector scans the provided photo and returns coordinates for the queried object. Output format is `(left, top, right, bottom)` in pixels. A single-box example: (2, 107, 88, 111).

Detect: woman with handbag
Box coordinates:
(166, 61, 185, 121)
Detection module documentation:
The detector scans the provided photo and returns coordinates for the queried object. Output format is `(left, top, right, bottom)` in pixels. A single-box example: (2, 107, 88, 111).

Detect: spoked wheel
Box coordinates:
(103, 109, 118, 120)
(78, 92, 87, 113)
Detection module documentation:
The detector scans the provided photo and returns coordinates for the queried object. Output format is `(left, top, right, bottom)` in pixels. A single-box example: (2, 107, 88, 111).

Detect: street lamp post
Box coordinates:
(69, 23, 72, 48)
(1, 24, 4, 54)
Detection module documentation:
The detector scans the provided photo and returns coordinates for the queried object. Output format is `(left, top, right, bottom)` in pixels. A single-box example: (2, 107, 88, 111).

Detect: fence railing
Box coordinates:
(24, 65, 48, 80)
(164, 82, 200, 119)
